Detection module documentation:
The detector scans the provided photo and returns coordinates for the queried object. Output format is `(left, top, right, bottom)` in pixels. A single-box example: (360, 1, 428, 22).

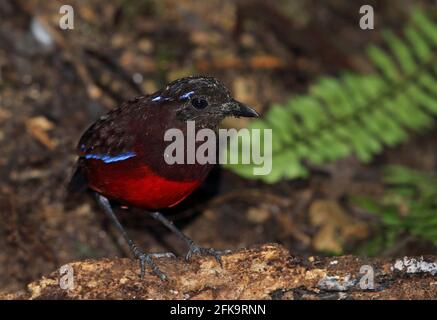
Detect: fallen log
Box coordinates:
(2, 243, 436, 299)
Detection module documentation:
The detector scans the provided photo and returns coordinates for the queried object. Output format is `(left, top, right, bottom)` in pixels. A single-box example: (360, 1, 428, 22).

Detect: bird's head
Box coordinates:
(149, 76, 259, 124)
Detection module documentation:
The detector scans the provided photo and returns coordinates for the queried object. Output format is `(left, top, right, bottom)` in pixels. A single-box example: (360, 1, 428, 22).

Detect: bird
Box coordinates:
(68, 75, 259, 280)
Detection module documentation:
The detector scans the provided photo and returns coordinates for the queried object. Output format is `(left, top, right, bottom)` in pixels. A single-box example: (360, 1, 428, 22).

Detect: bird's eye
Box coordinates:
(191, 98, 208, 109)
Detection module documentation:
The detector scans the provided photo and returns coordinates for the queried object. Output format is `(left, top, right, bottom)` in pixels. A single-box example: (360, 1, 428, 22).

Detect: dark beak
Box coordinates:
(221, 99, 260, 118)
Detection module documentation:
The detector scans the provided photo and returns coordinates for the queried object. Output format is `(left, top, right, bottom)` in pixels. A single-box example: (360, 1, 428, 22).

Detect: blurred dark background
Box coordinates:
(0, 0, 436, 293)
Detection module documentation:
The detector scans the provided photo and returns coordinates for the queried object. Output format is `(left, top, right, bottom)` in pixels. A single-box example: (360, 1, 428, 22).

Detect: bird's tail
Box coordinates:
(65, 160, 89, 204)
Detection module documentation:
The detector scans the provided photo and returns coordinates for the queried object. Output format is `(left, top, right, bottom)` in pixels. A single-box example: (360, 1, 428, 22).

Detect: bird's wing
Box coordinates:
(69, 102, 140, 193)
(77, 101, 140, 159)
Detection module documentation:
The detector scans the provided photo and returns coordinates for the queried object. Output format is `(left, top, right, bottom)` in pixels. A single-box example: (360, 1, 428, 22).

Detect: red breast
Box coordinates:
(84, 156, 205, 210)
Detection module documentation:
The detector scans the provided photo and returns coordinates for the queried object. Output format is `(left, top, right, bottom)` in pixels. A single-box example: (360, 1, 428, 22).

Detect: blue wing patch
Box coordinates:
(84, 151, 136, 163)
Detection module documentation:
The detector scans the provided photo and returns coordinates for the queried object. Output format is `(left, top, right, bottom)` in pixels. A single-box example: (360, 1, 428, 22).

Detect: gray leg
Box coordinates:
(96, 194, 174, 280)
(149, 211, 228, 265)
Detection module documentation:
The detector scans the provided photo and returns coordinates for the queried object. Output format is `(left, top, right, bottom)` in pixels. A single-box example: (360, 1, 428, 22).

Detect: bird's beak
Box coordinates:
(221, 99, 260, 118)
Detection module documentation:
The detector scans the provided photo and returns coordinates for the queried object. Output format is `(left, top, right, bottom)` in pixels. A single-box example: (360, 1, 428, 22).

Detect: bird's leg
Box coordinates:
(95, 194, 174, 280)
(149, 211, 228, 265)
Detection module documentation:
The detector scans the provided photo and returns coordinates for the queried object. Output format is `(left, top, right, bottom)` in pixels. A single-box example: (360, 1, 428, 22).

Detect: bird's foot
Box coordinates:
(135, 251, 175, 280)
(185, 243, 230, 266)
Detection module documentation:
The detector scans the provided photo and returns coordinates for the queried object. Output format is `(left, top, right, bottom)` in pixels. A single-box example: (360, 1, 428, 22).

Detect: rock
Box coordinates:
(1, 243, 436, 300)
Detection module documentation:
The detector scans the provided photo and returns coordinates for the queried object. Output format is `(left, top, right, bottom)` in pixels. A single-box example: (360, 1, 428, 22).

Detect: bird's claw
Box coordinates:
(136, 251, 175, 280)
(185, 244, 228, 267)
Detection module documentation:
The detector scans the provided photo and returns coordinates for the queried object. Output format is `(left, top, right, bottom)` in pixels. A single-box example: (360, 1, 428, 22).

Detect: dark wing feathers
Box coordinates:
(77, 99, 143, 158)
(68, 97, 148, 194)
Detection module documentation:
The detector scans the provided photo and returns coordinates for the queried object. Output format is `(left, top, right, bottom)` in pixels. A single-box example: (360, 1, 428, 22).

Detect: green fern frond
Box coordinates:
(354, 165, 437, 255)
(225, 9, 437, 182)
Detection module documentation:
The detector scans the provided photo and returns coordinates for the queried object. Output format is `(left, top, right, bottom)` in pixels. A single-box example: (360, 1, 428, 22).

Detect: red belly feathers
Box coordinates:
(84, 157, 203, 210)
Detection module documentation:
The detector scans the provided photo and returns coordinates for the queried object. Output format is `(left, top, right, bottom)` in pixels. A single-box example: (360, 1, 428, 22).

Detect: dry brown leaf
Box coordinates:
(246, 207, 271, 224)
(0, 108, 12, 122)
(25, 116, 57, 150)
(309, 200, 368, 254)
